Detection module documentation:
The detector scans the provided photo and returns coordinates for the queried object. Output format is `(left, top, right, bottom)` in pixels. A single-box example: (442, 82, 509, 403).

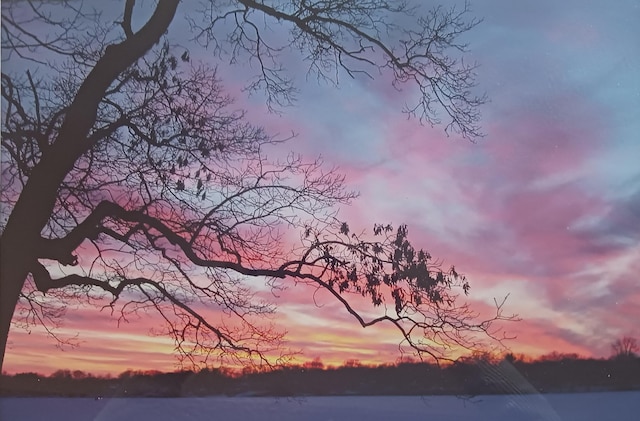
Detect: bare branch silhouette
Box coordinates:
(1, 0, 503, 371)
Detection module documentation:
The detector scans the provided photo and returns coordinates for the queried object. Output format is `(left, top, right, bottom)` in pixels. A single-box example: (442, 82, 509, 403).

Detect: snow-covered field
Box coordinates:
(1, 392, 639, 420)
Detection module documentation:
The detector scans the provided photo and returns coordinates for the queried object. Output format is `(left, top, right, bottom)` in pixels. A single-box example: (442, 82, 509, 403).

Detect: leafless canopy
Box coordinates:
(611, 336, 639, 359)
(1, 0, 505, 370)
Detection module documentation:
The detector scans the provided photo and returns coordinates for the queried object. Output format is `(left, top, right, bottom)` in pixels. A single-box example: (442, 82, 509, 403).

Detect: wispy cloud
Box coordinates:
(4, 0, 639, 374)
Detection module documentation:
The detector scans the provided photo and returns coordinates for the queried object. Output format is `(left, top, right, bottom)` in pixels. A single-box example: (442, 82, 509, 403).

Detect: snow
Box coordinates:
(1, 392, 639, 421)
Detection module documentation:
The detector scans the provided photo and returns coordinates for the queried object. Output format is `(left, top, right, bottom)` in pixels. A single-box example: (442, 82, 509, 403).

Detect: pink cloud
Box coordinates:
(5, 0, 638, 376)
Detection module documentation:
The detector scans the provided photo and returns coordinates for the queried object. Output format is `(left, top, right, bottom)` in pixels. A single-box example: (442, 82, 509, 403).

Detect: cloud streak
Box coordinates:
(3, 0, 639, 375)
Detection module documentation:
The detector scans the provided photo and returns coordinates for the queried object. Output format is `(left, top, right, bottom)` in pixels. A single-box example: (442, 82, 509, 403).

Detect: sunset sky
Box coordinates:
(3, 0, 640, 376)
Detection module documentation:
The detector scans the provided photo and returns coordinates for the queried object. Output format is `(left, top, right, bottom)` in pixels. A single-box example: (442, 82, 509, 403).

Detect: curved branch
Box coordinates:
(30, 261, 279, 364)
(121, 0, 135, 38)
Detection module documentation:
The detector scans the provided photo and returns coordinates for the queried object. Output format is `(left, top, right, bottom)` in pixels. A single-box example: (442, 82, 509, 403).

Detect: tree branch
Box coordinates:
(121, 0, 135, 38)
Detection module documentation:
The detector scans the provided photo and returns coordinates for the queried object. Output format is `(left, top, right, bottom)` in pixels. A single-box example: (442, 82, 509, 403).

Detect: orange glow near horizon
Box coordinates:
(1, 283, 608, 376)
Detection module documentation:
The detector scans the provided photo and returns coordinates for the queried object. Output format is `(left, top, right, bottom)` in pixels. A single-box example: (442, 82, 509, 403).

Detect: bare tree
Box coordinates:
(0, 0, 503, 370)
(611, 336, 639, 359)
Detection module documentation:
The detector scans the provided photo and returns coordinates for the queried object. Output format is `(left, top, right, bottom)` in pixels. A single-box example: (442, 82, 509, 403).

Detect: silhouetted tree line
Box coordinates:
(1, 354, 638, 398)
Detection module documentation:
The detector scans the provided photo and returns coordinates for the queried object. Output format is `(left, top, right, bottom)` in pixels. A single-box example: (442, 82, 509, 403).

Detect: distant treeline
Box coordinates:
(1, 353, 639, 397)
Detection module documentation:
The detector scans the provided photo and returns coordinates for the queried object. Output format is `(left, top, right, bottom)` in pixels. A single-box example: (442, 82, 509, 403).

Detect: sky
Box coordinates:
(3, 0, 640, 375)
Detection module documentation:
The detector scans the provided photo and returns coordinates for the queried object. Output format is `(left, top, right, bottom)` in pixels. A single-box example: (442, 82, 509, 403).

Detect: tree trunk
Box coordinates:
(0, 0, 180, 372)
(0, 236, 33, 371)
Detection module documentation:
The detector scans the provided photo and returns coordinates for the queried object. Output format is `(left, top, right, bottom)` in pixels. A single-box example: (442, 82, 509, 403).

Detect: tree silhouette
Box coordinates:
(611, 336, 639, 359)
(1, 0, 504, 370)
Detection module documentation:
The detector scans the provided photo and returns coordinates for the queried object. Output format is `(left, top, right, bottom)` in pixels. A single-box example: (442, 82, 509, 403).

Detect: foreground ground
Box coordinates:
(1, 391, 639, 421)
